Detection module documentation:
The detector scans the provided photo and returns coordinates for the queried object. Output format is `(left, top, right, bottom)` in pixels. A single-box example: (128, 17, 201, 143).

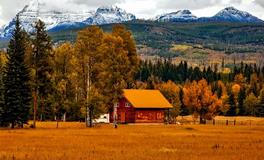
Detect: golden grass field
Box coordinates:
(1, 117, 264, 160)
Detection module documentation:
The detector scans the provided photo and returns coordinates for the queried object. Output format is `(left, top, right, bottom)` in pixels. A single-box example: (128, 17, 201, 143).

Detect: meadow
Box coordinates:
(0, 117, 264, 160)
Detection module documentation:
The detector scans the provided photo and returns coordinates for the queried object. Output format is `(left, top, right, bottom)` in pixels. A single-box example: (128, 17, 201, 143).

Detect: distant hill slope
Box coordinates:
(48, 21, 264, 56)
(1, 20, 264, 57)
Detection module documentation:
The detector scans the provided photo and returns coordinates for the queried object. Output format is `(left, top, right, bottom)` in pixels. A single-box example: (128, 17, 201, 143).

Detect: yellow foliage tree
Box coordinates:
(95, 34, 130, 109)
(155, 80, 181, 122)
(231, 83, 241, 107)
(112, 25, 140, 88)
(74, 26, 104, 127)
(51, 43, 76, 120)
(183, 79, 222, 124)
(217, 81, 229, 114)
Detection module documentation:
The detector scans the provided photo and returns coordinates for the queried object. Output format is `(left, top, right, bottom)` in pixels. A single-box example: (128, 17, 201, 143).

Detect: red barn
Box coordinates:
(110, 89, 173, 123)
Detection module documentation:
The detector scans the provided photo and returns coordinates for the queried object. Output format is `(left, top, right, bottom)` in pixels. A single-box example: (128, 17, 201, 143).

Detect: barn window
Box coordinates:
(114, 103, 119, 108)
(125, 102, 131, 107)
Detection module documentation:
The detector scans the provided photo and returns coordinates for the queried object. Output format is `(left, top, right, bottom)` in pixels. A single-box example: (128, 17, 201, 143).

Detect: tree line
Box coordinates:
(0, 17, 139, 128)
(135, 60, 264, 123)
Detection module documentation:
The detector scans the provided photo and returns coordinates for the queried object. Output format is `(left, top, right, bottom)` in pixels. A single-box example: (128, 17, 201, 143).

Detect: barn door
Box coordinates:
(121, 112, 126, 123)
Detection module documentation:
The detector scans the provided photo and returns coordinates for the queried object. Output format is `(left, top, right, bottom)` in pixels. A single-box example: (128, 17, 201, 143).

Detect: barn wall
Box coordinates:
(110, 98, 135, 123)
(110, 98, 167, 123)
(134, 109, 165, 123)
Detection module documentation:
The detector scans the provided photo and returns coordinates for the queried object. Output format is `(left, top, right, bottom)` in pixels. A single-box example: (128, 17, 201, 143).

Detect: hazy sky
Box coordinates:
(0, 0, 264, 27)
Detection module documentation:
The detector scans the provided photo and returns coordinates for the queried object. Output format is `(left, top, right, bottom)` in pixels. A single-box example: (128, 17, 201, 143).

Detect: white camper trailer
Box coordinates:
(93, 114, 110, 123)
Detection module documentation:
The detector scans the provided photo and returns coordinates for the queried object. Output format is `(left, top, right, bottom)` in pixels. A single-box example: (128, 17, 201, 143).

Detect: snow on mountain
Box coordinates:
(209, 7, 263, 23)
(156, 10, 197, 22)
(50, 6, 136, 32)
(89, 6, 136, 24)
(154, 7, 263, 23)
(0, 0, 135, 38)
(0, 2, 263, 38)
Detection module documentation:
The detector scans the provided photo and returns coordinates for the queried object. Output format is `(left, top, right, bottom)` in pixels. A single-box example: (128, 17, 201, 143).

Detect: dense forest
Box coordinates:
(136, 60, 264, 121)
(0, 17, 264, 128)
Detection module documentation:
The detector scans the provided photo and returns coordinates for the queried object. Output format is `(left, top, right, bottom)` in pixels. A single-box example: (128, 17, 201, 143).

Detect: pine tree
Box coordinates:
(32, 19, 52, 126)
(226, 92, 236, 116)
(0, 52, 7, 126)
(3, 16, 31, 128)
(238, 87, 246, 115)
(256, 89, 264, 117)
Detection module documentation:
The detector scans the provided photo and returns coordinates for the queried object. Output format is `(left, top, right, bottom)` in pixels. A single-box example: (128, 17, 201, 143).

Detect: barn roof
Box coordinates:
(123, 89, 173, 109)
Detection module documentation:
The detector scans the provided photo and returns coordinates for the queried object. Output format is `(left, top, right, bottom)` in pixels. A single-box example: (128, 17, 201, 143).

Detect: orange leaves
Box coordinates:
(155, 80, 181, 117)
(232, 84, 241, 96)
(183, 79, 222, 121)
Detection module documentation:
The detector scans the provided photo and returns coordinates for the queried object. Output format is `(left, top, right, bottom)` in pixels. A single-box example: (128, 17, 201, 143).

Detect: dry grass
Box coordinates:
(170, 44, 193, 52)
(1, 118, 264, 160)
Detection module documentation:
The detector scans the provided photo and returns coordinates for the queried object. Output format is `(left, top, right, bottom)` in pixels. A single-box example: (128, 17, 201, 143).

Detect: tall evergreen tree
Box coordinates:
(3, 16, 31, 128)
(0, 53, 7, 126)
(32, 19, 52, 126)
(256, 89, 264, 117)
(226, 92, 236, 116)
(238, 87, 246, 115)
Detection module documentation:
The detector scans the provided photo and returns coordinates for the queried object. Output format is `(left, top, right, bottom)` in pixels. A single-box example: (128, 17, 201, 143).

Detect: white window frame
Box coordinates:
(114, 102, 119, 108)
(125, 102, 131, 108)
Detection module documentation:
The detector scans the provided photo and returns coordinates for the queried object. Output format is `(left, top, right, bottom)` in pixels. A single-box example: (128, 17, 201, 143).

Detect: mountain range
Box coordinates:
(0, 0, 263, 38)
(155, 7, 263, 23)
(0, 0, 136, 38)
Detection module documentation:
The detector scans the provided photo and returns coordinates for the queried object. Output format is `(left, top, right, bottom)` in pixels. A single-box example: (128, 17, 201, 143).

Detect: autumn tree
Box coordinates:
(75, 26, 104, 127)
(3, 16, 31, 128)
(50, 43, 79, 121)
(183, 79, 222, 124)
(155, 80, 181, 122)
(112, 25, 140, 88)
(226, 83, 241, 115)
(216, 81, 229, 115)
(95, 34, 130, 112)
(179, 87, 190, 116)
(234, 73, 245, 86)
(244, 92, 258, 116)
(249, 73, 260, 96)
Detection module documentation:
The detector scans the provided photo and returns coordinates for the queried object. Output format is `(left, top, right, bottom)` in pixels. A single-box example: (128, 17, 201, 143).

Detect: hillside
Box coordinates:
(49, 20, 264, 57)
(1, 20, 264, 58)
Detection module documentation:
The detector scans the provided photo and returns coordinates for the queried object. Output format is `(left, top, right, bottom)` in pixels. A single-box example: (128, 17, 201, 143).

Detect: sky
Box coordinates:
(0, 0, 264, 27)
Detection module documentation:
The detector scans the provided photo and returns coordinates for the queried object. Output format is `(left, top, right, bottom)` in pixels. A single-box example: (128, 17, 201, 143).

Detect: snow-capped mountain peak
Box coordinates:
(212, 7, 263, 22)
(156, 10, 197, 21)
(0, 1, 135, 38)
(89, 5, 136, 25)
